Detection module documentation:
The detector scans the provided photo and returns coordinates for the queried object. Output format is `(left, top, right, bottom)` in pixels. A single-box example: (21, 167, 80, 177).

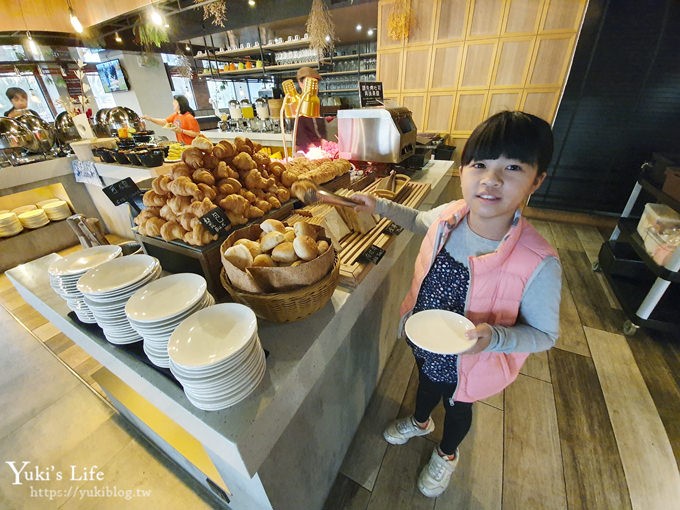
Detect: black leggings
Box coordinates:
(413, 365, 473, 455)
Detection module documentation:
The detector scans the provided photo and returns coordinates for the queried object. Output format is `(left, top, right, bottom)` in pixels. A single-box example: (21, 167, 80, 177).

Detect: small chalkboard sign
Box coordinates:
(359, 81, 384, 107)
(384, 222, 404, 236)
(102, 177, 140, 207)
(359, 244, 386, 265)
(200, 207, 230, 235)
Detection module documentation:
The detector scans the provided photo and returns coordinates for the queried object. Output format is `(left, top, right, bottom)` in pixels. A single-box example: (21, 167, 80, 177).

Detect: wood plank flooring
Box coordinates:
(2, 222, 680, 509)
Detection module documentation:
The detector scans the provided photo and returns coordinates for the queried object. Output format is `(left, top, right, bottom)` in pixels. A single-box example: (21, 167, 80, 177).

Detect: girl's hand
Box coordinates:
(350, 193, 377, 214)
(463, 323, 493, 354)
(141, 114, 149, 120)
(170, 125, 182, 133)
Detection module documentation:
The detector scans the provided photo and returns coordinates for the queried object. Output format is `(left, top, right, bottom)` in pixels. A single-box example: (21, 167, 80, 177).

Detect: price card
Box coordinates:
(200, 207, 230, 235)
(102, 178, 140, 206)
(384, 222, 404, 235)
(359, 81, 384, 107)
(359, 244, 386, 265)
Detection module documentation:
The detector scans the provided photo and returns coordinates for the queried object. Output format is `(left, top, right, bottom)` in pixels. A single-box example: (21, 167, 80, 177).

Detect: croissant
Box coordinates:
(281, 170, 298, 187)
(143, 190, 166, 207)
(276, 187, 290, 203)
(192, 169, 215, 186)
(160, 220, 187, 242)
(238, 188, 257, 203)
(255, 199, 272, 213)
(202, 154, 219, 170)
(178, 213, 200, 232)
(267, 196, 282, 209)
(252, 151, 271, 169)
(226, 164, 240, 179)
(245, 205, 264, 219)
(219, 193, 249, 214)
(159, 203, 178, 222)
(244, 169, 275, 190)
(225, 210, 248, 226)
(167, 195, 192, 216)
(193, 183, 217, 202)
(213, 161, 230, 180)
(170, 162, 193, 179)
(187, 198, 215, 218)
(268, 161, 286, 178)
(184, 223, 217, 246)
(151, 174, 172, 195)
(181, 147, 204, 169)
(142, 216, 165, 237)
(213, 141, 235, 160)
(134, 208, 160, 226)
(232, 152, 256, 172)
(191, 135, 213, 152)
(216, 180, 236, 196)
(167, 176, 199, 197)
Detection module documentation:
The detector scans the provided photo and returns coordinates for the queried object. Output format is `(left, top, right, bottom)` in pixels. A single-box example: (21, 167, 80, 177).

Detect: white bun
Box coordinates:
(271, 241, 298, 263)
(224, 244, 253, 270)
(260, 218, 286, 233)
(260, 231, 286, 252)
(293, 235, 318, 261)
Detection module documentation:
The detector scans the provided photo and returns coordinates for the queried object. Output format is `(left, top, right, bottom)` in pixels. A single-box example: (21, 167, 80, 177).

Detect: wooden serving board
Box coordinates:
(337, 181, 430, 286)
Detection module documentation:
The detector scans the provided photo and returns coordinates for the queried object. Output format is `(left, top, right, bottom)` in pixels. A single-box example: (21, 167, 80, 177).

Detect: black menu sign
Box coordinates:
(384, 222, 404, 236)
(359, 244, 386, 265)
(359, 81, 384, 107)
(200, 207, 230, 235)
(102, 178, 140, 206)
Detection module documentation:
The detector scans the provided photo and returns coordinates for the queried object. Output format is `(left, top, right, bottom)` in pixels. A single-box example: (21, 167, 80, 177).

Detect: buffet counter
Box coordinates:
(202, 129, 291, 147)
(7, 160, 454, 510)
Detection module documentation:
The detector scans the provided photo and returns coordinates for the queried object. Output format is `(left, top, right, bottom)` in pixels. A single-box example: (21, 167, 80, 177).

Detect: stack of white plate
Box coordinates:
(168, 304, 266, 411)
(125, 274, 215, 368)
(0, 212, 23, 237)
(77, 254, 162, 345)
(36, 198, 62, 208)
(17, 209, 49, 229)
(12, 204, 37, 214)
(41, 200, 71, 221)
(48, 245, 123, 323)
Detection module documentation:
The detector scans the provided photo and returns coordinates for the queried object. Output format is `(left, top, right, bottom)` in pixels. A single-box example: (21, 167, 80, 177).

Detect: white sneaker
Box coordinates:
(417, 448, 459, 498)
(383, 416, 434, 445)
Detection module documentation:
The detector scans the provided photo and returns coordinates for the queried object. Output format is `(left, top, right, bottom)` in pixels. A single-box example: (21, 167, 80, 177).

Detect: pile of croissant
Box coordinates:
(134, 135, 293, 246)
(280, 157, 351, 187)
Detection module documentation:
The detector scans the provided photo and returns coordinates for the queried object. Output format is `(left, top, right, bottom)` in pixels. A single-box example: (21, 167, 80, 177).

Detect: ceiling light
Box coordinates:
(367, 28, 374, 36)
(164, 23, 169, 28)
(115, 32, 122, 43)
(325, 35, 331, 42)
(248, 0, 256, 6)
(150, 7, 164, 26)
(185, 43, 191, 52)
(69, 8, 83, 33)
(356, 24, 362, 32)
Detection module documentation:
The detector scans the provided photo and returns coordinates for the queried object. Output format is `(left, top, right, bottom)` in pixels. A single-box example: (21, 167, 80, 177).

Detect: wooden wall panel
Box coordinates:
(469, 0, 504, 38)
(504, 0, 543, 35)
(461, 41, 496, 88)
(522, 90, 559, 120)
(407, 0, 436, 46)
(453, 93, 486, 132)
(402, 48, 431, 91)
(493, 38, 533, 87)
(436, 0, 469, 41)
(488, 92, 522, 116)
(529, 36, 575, 86)
(543, 0, 585, 32)
(377, 1, 402, 50)
(377, 50, 403, 92)
(402, 95, 426, 129)
(426, 94, 455, 132)
(431, 44, 463, 89)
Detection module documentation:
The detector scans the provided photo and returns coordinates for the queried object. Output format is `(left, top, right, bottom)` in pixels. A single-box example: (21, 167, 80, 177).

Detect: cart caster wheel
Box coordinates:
(622, 320, 639, 336)
(592, 261, 601, 272)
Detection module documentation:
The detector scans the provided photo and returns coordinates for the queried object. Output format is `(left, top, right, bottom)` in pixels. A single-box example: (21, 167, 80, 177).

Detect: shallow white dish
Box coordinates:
(125, 273, 207, 322)
(404, 309, 476, 355)
(77, 255, 158, 295)
(48, 245, 122, 276)
(168, 303, 257, 368)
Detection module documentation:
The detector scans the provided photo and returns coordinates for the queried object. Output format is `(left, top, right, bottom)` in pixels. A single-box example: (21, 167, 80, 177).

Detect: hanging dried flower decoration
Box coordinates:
(133, 14, 170, 51)
(306, 0, 336, 56)
(388, 0, 413, 41)
(196, 0, 227, 27)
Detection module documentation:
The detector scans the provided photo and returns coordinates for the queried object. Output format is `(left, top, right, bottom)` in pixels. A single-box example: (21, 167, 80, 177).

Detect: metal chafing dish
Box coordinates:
(16, 114, 56, 153)
(107, 106, 143, 135)
(54, 111, 82, 144)
(93, 108, 111, 137)
(0, 117, 38, 152)
(337, 107, 417, 163)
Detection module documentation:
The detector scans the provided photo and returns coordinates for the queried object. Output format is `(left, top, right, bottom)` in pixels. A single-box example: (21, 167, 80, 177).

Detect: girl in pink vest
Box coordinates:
(352, 111, 561, 498)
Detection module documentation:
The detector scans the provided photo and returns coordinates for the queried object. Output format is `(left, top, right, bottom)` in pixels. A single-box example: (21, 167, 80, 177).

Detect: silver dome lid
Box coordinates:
(15, 114, 55, 152)
(0, 117, 40, 152)
(54, 111, 82, 144)
(107, 106, 143, 133)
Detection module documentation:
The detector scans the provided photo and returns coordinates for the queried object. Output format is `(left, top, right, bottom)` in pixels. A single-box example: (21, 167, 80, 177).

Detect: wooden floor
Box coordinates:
(1, 220, 680, 509)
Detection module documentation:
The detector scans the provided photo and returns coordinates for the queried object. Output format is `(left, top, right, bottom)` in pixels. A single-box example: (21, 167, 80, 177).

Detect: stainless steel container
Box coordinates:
(93, 108, 111, 137)
(0, 117, 39, 152)
(337, 107, 417, 163)
(54, 112, 82, 144)
(107, 106, 143, 135)
(16, 114, 55, 153)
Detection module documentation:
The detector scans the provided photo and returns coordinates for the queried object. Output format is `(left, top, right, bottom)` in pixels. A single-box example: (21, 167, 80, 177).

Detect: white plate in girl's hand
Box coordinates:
(405, 310, 476, 355)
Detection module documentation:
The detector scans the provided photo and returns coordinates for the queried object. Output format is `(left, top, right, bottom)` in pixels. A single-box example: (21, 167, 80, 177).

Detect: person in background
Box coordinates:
(142, 95, 200, 145)
(351, 111, 562, 498)
(294, 66, 327, 152)
(4, 87, 41, 118)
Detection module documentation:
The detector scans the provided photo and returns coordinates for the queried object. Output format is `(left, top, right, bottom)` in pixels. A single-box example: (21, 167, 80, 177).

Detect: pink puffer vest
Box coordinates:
(399, 200, 558, 402)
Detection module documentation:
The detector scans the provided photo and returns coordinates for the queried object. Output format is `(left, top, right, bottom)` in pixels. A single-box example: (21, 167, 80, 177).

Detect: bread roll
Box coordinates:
(191, 135, 213, 152)
(252, 254, 275, 267)
(283, 229, 296, 242)
(293, 221, 318, 240)
(260, 231, 285, 252)
(224, 244, 253, 270)
(317, 240, 330, 254)
(260, 218, 286, 234)
(271, 241, 297, 263)
(234, 238, 262, 258)
(293, 235, 318, 261)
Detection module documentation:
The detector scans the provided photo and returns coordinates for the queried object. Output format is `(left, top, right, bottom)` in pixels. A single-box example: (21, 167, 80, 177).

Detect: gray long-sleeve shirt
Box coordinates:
(375, 199, 561, 354)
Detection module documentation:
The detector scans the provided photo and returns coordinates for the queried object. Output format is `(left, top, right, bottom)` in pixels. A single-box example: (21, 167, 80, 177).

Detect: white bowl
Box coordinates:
(168, 303, 257, 368)
(404, 309, 476, 355)
(125, 273, 207, 323)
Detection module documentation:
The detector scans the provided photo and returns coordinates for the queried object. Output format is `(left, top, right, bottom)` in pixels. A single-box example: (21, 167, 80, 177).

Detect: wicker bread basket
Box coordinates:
(220, 256, 340, 323)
